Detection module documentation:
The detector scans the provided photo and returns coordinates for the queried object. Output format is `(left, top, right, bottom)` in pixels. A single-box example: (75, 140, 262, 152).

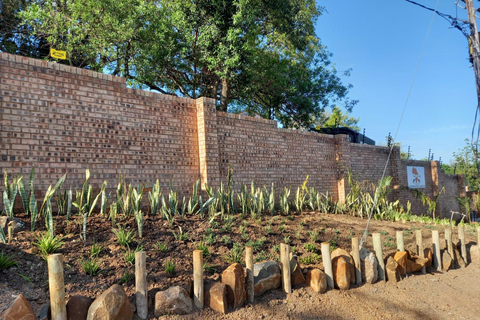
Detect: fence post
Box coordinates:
(351, 237, 362, 286)
(372, 233, 385, 281)
(47, 254, 67, 320)
(458, 226, 467, 264)
(396, 231, 405, 252)
(193, 250, 204, 309)
(321, 242, 334, 288)
(432, 230, 442, 271)
(135, 251, 148, 319)
(245, 246, 254, 303)
(415, 230, 426, 274)
(280, 243, 291, 294)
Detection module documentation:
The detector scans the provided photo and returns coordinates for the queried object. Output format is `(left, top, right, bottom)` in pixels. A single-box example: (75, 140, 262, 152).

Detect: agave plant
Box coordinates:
(279, 187, 291, 214)
(131, 185, 144, 238)
(37, 173, 66, 236)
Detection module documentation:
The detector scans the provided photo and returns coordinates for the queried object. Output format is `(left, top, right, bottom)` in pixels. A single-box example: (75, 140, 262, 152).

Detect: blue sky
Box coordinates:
(316, 0, 476, 163)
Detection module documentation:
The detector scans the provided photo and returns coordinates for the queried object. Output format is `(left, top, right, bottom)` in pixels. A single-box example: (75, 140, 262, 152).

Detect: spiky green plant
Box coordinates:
(33, 232, 65, 259)
(3, 170, 19, 217)
(187, 179, 201, 215)
(223, 243, 243, 264)
(0, 251, 17, 269)
(100, 182, 110, 217)
(72, 170, 103, 241)
(37, 173, 66, 236)
(172, 226, 190, 241)
(81, 257, 102, 276)
(279, 187, 291, 214)
(148, 179, 161, 216)
(131, 186, 144, 238)
(113, 227, 136, 247)
(18, 168, 35, 216)
(165, 258, 176, 275)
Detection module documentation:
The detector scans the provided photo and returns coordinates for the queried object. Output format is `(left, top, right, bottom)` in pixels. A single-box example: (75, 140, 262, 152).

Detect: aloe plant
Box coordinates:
(187, 179, 201, 215)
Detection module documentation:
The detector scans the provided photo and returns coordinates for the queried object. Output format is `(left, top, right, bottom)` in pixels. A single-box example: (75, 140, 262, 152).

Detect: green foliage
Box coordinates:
(90, 242, 102, 257)
(81, 257, 102, 276)
(72, 170, 102, 240)
(223, 243, 243, 264)
(3, 170, 20, 217)
(20, 0, 355, 128)
(33, 232, 64, 259)
(0, 251, 17, 269)
(148, 180, 161, 216)
(410, 187, 445, 219)
(315, 106, 360, 131)
(154, 241, 168, 253)
(131, 186, 144, 238)
(123, 245, 143, 265)
(279, 187, 291, 214)
(196, 242, 211, 260)
(299, 254, 320, 265)
(172, 226, 190, 242)
(442, 139, 480, 190)
(112, 227, 136, 247)
(119, 272, 133, 284)
(164, 258, 176, 275)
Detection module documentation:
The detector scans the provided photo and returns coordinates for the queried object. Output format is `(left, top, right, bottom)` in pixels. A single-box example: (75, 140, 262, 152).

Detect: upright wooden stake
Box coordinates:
(458, 225, 467, 264)
(47, 254, 67, 320)
(280, 243, 291, 294)
(432, 230, 442, 271)
(415, 230, 426, 274)
(245, 246, 254, 303)
(396, 231, 405, 252)
(135, 251, 147, 319)
(445, 228, 454, 266)
(321, 242, 334, 288)
(351, 237, 362, 286)
(372, 233, 385, 281)
(477, 226, 480, 245)
(193, 250, 204, 309)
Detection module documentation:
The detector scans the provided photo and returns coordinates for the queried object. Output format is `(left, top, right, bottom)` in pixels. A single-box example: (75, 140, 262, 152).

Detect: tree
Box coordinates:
(0, 0, 49, 57)
(443, 139, 480, 190)
(17, 0, 356, 128)
(314, 106, 360, 131)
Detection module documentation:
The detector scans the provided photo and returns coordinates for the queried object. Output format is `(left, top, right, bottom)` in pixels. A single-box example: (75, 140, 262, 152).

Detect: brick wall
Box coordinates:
(0, 53, 464, 216)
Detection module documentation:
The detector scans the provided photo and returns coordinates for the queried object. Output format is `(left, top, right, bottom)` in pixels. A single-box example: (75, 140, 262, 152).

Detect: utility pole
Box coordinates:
(465, 0, 480, 175)
(465, 0, 480, 115)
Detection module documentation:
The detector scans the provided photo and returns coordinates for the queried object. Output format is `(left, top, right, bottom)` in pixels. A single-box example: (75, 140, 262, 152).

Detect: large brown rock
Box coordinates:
(1, 294, 36, 320)
(67, 295, 93, 320)
(154, 286, 192, 316)
(424, 248, 433, 269)
(290, 257, 305, 286)
(385, 256, 400, 283)
(331, 248, 355, 285)
(454, 246, 466, 268)
(253, 261, 281, 296)
(332, 256, 351, 290)
(87, 284, 133, 320)
(442, 250, 453, 271)
(221, 263, 246, 309)
(393, 251, 408, 276)
(359, 248, 378, 284)
(205, 283, 228, 314)
(406, 259, 423, 273)
(306, 269, 327, 294)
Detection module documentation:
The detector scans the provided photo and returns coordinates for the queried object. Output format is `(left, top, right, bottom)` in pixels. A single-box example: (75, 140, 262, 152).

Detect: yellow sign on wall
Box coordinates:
(50, 48, 66, 60)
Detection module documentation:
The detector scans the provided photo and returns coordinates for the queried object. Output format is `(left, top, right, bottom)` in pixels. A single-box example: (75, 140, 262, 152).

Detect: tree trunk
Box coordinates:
(219, 78, 230, 112)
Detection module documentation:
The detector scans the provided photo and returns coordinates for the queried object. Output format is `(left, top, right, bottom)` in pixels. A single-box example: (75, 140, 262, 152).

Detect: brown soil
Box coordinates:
(1, 211, 479, 319)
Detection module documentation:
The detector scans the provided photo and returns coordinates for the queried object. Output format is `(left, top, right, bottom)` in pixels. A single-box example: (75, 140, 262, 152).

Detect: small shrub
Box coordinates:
(124, 246, 143, 265)
(279, 225, 286, 233)
(307, 230, 318, 242)
(154, 241, 168, 253)
(283, 236, 291, 244)
(304, 243, 317, 253)
(90, 242, 102, 257)
(81, 257, 102, 276)
(254, 250, 268, 263)
(264, 225, 272, 235)
(33, 232, 64, 259)
(120, 272, 133, 284)
(165, 258, 176, 275)
(172, 227, 190, 241)
(0, 251, 17, 269)
(221, 235, 232, 245)
(224, 243, 243, 264)
(196, 242, 211, 259)
(112, 227, 136, 247)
